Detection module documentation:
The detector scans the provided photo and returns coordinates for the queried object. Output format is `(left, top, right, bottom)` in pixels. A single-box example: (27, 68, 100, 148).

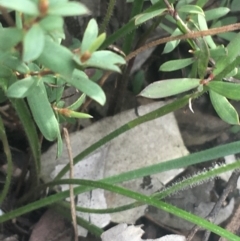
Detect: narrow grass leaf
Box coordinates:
(205, 7, 230, 21)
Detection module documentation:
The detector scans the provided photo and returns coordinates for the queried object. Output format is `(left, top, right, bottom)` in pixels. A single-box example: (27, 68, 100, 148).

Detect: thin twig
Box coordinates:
(126, 23, 240, 62)
(186, 170, 240, 241)
(63, 128, 78, 241)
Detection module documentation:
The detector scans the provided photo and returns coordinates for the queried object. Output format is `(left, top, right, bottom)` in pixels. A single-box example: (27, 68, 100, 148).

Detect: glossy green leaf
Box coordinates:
(0, 28, 23, 51)
(82, 50, 125, 73)
(81, 19, 99, 54)
(48, 2, 89, 16)
(37, 37, 75, 78)
(27, 80, 60, 141)
(6, 76, 38, 98)
(160, 58, 194, 72)
(163, 28, 181, 54)
(177, 4, 204, 15)
(23, 24, 45, 62)
(198, 14, 216, 49)
(205, 7, 230, 21)
(139, 78, 200, 99)
(209, 90, 239, 125)
(134, 8, 167, 25)
(208, 81, 240, 101)
(213, 32, 240, 79)
(39, 15, 64, 32)
(0, 0, 39, 15)
(66, 69, 106, 106)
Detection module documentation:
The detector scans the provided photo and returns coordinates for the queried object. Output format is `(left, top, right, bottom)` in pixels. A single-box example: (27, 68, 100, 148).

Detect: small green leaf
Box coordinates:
(66, 69, 106, 106)
(88, 33, 106, 53)
(0, 0, 39, 15)
(48, 2, 89, 16)
(213, 32, 240, 78)
(23, 24, 45, 62)
(68, 94, 86, 111)
(139, 78, 200, 99)
(214, 56, 240, 81)
(134, 8, 167, 25)
(0, 65, 12, 78)
(209, 90, 239, 125)
(177, 5, 204, 15)
(81, 19, 99, 54)
(209, 45, 226, 59)
(81, 50, 125, 72)
(205, 7, 230, 21)
(198, 14, 216, 49)
(163, 28, 181, 54)
(0, 28, 23, 51)
(27, 80, 60, 141)
(208, 81, 240, 101)
(37, 37, 75, 78)
(6, 77, 38, 98)
(160, 58, 194, 72)
(66, 110, 92, 119)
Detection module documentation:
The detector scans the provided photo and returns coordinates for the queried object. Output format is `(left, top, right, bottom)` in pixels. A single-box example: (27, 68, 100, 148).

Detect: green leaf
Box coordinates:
(23, 24, 45, 62)
(0, 53, 29, 74)
(195, 38, 209, 79)
(48, 2, 89, 16)
(205, 7, 230, 21)
(81, 50, 125, 72)
(6, 76, 38, 98)
(37, 37, 75, 78)
(134, 8, 167, 25)
(213, 33, 240, 78)
(27, 80, 60, 141)
(209, 45, 226, 59)
(0, 0, 39, 15)
(67, 94, 86, 111)
(209, 90, 239, 125)
(66, 110, 92, 119)
(139, 78, 200, 99)
(0, 65, 12, 78)
(231, 0, 240, 12)
(88, 33, 106, 53)
(39, 15, 64, 32)
(177, 4, 204, 15)
(81, 19, 99, 54)
(160, 58, 194, 72)
(163, 28, 181, 54)
(197, 14, 216, 49)
(214, 56, 240, 81)
(0, 28, 23, 51)
(208, 81, 240, 101)
(66, 69, 106, 106)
